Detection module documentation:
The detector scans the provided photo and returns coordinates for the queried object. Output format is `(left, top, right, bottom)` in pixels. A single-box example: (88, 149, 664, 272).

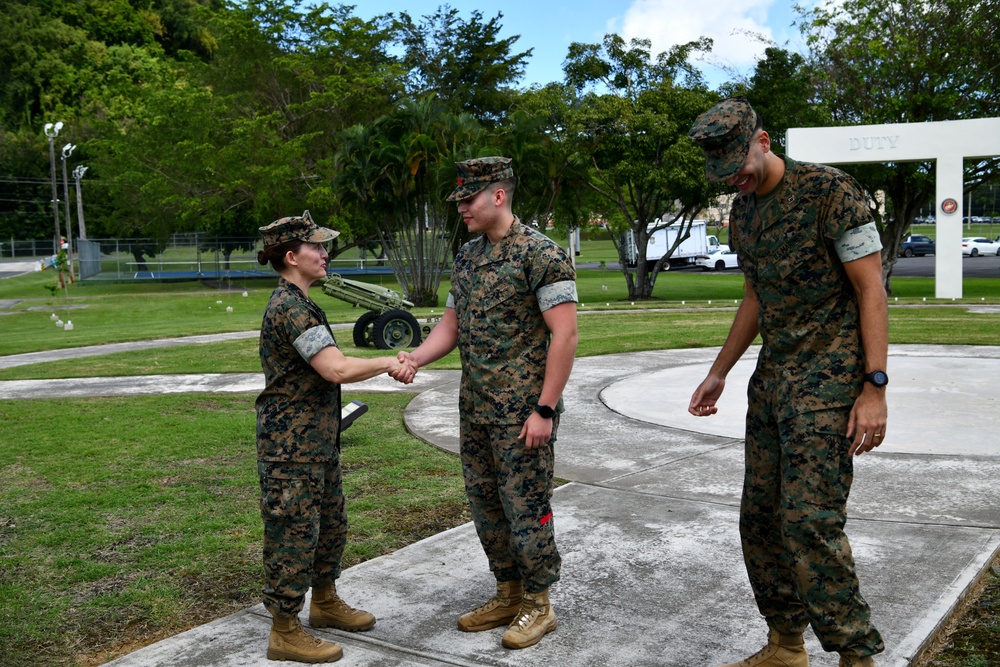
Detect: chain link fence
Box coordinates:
(2, 233, 392, 281)
(75, 235, 271, 281)
(0, 238, 60, 259)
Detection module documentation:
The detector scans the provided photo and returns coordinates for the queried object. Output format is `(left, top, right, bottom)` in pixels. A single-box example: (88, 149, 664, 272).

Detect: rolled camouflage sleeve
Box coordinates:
(835, 222, 882, 263)
(537, 280, 578, 311)
(293, 325, 336, 361)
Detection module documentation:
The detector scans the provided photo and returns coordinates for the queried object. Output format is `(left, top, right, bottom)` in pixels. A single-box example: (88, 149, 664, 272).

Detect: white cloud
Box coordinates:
(614, 0, 779, 82)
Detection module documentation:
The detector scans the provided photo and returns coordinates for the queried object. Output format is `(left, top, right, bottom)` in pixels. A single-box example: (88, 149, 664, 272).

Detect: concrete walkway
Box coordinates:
(2, 342, 998, 666)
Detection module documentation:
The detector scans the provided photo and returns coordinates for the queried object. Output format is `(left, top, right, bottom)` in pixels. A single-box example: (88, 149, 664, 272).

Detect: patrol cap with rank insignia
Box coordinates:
(688, 97, 759, 182)
(446, 156, 515, 202)
(259, 210, 339, 249)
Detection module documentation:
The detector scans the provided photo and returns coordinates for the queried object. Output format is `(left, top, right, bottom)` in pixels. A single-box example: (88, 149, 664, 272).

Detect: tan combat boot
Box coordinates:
(720, 630, 809, 667)
(457, 580, 524, 632)
(501, 587, 557, 649)
(268, 614, 343, 663)
(309, 584, 376, 632)
(839, 655, 875, 667)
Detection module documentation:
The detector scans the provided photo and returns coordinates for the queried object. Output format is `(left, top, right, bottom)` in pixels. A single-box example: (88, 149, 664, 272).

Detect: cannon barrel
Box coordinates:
(320, 273, 414, 314)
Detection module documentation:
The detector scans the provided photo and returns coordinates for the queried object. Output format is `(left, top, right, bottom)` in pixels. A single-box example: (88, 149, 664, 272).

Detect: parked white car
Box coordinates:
(696, 249, 740, 271)
(961, 237, 1000, 257)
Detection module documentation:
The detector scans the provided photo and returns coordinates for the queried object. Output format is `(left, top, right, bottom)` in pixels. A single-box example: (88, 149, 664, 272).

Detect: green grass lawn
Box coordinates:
(0, 251, 998, 666)
(0, 392, 468, 666)
(3, 263, 999, 360)
(916, 566, 1000, 667)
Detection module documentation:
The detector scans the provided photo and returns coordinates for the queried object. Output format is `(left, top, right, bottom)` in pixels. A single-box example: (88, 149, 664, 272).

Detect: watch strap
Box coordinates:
(534, 404, 556, 419)
(864, 370, 888, 387)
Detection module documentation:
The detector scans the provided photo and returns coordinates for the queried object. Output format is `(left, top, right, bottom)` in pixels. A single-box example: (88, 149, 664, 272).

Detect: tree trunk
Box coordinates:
(878, 168, 933, 297)
(377, 204, 453, 308)
(618, 220, 682, 301)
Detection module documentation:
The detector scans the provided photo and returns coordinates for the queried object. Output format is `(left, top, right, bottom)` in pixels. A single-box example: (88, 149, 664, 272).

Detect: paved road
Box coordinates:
(5, 255, 1000, 281)
(578, 254, 1000, 278)
(890, 253, 1000, 278)
(0, 260, 42, 279)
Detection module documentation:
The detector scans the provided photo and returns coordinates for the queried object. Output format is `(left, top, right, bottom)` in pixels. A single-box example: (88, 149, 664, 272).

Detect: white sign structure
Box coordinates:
(787, 118, 1000, 298)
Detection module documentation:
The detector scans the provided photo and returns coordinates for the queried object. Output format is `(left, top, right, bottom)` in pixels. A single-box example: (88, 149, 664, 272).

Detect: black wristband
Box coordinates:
(534, 404, 556, 419)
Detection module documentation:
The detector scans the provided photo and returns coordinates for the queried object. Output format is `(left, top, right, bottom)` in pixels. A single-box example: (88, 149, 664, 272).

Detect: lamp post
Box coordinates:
(73, 165, 88, 240)
(43, 122, 64, 256)
(61, 143, 76, 281)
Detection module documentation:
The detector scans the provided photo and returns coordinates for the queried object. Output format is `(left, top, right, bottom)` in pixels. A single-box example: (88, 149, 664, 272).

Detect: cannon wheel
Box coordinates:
(352, 311, 379, 348)
(373, 309, 422, 350)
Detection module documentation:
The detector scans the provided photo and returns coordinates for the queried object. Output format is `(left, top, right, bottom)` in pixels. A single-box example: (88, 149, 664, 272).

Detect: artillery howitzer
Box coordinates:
(321, 274, 435, 350)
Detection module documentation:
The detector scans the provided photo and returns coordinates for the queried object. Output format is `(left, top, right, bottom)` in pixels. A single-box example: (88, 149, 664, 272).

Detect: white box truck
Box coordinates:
(624, 220, 724, 269)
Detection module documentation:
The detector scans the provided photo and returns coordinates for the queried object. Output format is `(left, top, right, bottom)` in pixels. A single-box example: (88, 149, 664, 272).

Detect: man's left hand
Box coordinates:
(518, 412, 553, 449)
(847, 388, 887, 456)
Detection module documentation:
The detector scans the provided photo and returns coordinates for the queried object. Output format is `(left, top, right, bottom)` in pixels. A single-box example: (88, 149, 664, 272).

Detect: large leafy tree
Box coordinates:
(395, 7, 531, 126)
(801, 0, 1000, 291)
(562, 34, 717, 300)
(0, 0, 408, 249)
(0, 0, 218, 130)
(0, 0, 217, 241)
(92, 0, 404, 251)
(500, 86, 600, 235)
(0, 1, 545, 258)
(0, 128, 54, 241)
(722, 47, 830, 155)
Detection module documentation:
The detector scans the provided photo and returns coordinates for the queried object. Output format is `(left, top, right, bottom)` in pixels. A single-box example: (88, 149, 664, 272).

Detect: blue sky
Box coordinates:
(352, 0, 820, 90)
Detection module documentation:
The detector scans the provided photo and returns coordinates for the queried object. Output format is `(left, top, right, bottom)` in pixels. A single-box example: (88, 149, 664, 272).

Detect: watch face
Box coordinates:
(870, 371, 888, 386)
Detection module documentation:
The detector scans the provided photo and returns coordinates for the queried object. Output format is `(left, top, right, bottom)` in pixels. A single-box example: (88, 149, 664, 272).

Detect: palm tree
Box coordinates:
(334, 95, 484, 306)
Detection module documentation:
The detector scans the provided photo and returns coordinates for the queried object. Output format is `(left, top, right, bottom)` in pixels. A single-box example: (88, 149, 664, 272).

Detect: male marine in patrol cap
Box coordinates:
(399, 157, 578, 650)
(687, 98, 888, 667)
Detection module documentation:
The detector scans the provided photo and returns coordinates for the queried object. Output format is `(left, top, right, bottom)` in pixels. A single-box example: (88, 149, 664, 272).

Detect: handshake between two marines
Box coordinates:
(249, 96, 886, 666)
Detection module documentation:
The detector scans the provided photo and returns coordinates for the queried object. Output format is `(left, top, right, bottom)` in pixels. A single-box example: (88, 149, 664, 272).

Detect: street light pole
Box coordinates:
(73, 165, 88, 240)
(61, 143, 76, 281)
(43, 122, 64, 256)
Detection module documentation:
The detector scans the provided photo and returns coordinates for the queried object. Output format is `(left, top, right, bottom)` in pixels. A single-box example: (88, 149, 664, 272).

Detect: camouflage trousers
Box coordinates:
(741, 402, 884, 658)
(258, 460, 347, 618)
(460, 419, 561, 593)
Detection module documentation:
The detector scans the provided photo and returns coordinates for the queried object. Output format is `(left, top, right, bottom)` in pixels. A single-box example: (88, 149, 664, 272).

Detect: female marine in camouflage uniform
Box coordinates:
(255, 211, 412, 663)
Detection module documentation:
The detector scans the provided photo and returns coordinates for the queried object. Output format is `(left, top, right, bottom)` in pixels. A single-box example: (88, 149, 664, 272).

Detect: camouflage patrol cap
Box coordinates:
(259, 210, 339, 249)
(446, 156, 515, 201)
(688, 97, 758, 182)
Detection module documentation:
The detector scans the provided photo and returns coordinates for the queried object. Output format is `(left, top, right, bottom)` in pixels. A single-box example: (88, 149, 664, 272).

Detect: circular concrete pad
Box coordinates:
(601, 345, 1000, 457)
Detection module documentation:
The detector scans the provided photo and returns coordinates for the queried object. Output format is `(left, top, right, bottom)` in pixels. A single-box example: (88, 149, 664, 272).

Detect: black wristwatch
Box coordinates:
(864, 370, 889, 388)
(534, 404, 556, 419)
